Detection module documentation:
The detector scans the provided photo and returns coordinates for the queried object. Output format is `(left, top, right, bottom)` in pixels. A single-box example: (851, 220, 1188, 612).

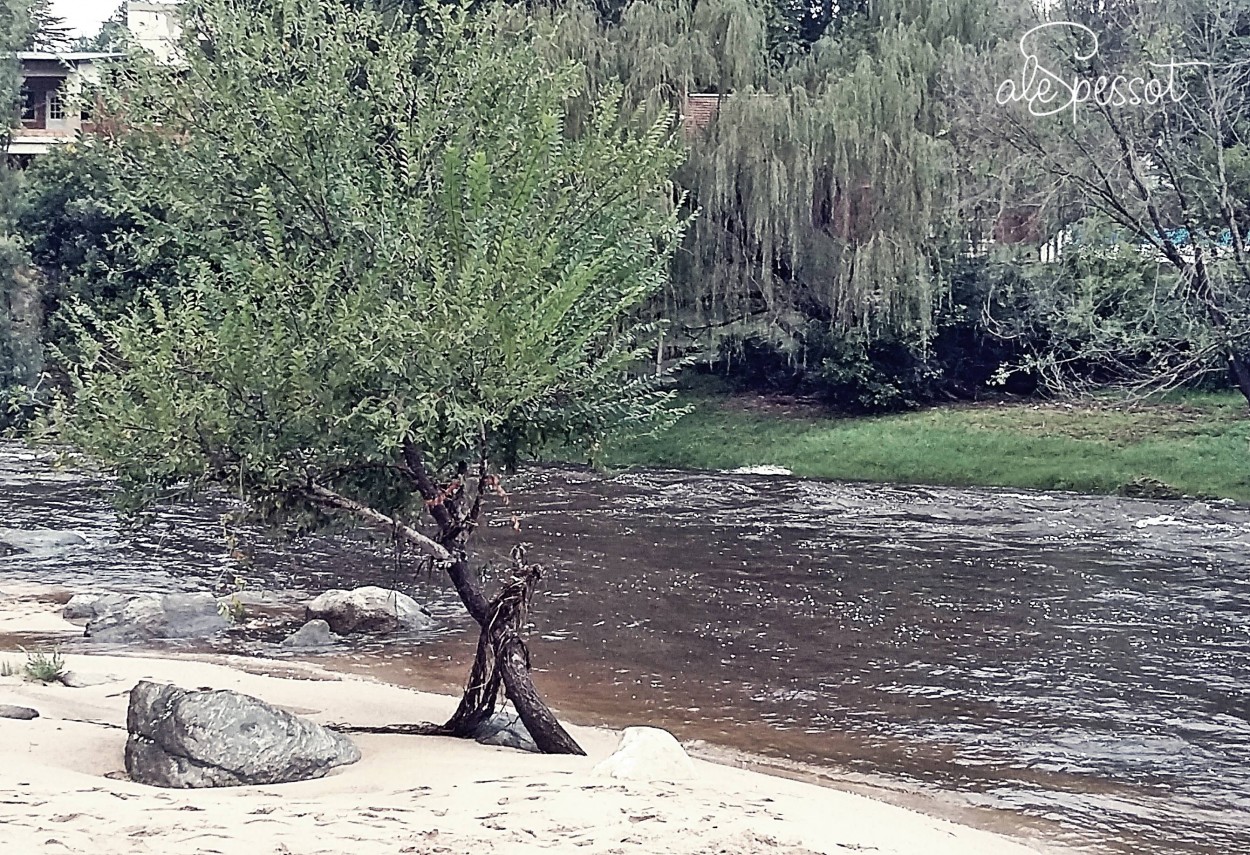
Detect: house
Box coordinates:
(681, 93, 724, 138)
(6, 1, 180, 160)
(9, 51, 120, 159)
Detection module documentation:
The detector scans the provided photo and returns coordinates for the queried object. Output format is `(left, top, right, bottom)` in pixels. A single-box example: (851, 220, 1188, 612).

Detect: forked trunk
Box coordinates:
(303, 469, 581, 753)
(325, 439, 582, 754)
(441, 555, 584, 755)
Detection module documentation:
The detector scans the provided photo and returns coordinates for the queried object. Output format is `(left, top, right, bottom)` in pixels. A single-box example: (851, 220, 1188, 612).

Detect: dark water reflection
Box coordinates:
(2, 444, 1249, 854)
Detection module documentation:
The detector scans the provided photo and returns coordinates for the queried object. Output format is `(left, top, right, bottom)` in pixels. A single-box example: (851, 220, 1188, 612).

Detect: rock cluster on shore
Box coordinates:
(58, 585, 438, 647)
(0, 592, 1049, 855)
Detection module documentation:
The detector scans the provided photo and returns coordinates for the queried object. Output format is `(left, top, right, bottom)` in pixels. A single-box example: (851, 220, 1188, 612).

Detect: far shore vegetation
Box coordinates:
(591, 378, 1250, 503)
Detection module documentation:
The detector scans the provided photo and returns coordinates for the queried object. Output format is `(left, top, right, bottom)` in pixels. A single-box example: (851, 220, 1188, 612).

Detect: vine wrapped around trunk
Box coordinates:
(441, 547, 583, 755)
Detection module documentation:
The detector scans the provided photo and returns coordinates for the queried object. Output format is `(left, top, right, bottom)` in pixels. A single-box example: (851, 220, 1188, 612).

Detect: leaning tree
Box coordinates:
(44, 0, 687, 754)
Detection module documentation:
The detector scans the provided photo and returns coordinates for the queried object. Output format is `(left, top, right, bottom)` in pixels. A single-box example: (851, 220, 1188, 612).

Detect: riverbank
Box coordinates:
(0, 588, 1054, 855)
(600, 387, 1250, 502)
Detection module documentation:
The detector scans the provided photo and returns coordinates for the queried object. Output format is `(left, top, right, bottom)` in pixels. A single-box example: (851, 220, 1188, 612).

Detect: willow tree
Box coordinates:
(45, 0, 686, 753)
(527, 0, 992, 367)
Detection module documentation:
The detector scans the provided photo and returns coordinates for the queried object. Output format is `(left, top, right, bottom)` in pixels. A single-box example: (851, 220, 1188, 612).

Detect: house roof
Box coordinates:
(680, 92, 775, 137)
(17, 52, 125, 62)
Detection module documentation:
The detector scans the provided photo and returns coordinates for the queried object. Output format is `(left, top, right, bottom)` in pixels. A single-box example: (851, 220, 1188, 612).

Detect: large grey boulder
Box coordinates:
(85, 593, 228, 642)
(124, 680, 360, 788)
(305, 586, 434, 635)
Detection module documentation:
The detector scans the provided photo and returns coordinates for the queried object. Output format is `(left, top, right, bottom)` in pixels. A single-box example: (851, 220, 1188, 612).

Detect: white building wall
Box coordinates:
(128, 1, 183, 64)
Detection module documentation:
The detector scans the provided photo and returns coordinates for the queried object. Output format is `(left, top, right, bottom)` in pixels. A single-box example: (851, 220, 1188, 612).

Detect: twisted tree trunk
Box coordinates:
(440, 552, 584, 755)
(307, 438, 584, 755)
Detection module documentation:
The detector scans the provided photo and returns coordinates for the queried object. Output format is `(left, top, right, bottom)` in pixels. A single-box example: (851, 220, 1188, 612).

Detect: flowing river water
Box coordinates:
(1, 442, 1249, 854)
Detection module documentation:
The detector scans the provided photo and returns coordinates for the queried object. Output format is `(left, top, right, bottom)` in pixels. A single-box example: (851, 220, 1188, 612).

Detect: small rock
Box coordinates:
(281, 619, 337, 648)
(215, 590, 303, 621)
(0, 704, 39, 720)
(305, 586, 434, 635)
(472, 712, 538, 753)
(58, 671, 121, 688)
(1120, 477, 1183, 500)
(125, 680, 361, 788)
(728, 465, 793, 476)
(592, 727, 694, 782)
(66, 592, 144, 623)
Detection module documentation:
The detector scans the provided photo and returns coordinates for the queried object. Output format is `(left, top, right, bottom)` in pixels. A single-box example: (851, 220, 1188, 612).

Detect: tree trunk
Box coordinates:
(1230, 355, 1250, 409)
(441, 555, 585, 755)
(441, 628, 502, 736)
(494, 632, 584, 754)
(303, 458, 581, 754)
(395, 438, 582, 754)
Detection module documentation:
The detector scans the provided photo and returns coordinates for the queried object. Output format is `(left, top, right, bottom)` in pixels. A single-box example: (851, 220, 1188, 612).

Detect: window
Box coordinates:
(48, 88, 66, 121)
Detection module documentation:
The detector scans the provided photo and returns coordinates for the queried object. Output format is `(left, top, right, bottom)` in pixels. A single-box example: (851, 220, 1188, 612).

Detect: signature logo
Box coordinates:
(996, 22, 1208, 119)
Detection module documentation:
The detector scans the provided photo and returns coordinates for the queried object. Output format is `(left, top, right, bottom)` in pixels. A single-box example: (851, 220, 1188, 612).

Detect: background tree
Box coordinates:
(520, 0, 994, 409)
(24, 0, 70, 51)
(45, 0, 687, 753)
(1, 0, 39, 423)
(962, 0, 1250, 404)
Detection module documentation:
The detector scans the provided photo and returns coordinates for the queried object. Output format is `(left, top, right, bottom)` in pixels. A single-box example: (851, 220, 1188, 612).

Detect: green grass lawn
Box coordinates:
(597, 388, 1250, 502)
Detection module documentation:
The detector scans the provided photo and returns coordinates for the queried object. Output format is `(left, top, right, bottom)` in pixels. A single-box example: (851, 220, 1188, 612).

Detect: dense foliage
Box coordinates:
(1, 0, 37, 419)
(45, 0, 686, 511)
(11, 0, 1250, 416)
(517, 0, 992, 407)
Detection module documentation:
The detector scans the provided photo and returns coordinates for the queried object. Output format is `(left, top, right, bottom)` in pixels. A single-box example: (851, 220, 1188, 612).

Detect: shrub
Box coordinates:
(20, 646, 66, 683)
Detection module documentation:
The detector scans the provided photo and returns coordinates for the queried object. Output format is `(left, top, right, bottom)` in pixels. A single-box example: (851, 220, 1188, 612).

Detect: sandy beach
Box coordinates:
(0, 591, 1055, 855)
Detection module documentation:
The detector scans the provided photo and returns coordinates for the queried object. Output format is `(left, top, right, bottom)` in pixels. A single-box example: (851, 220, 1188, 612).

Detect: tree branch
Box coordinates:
(303, 482, 451, 562)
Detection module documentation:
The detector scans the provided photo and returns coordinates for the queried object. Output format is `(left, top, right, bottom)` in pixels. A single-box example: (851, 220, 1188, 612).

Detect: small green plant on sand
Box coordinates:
(20, 646, 66, 683)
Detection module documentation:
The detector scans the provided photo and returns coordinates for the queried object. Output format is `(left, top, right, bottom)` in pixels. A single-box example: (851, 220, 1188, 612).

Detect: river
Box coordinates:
(2, 443, 1248, 854)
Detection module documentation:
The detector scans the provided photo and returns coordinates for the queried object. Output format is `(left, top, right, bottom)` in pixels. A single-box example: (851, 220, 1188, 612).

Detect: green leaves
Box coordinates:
(49, 0, 688, 520)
